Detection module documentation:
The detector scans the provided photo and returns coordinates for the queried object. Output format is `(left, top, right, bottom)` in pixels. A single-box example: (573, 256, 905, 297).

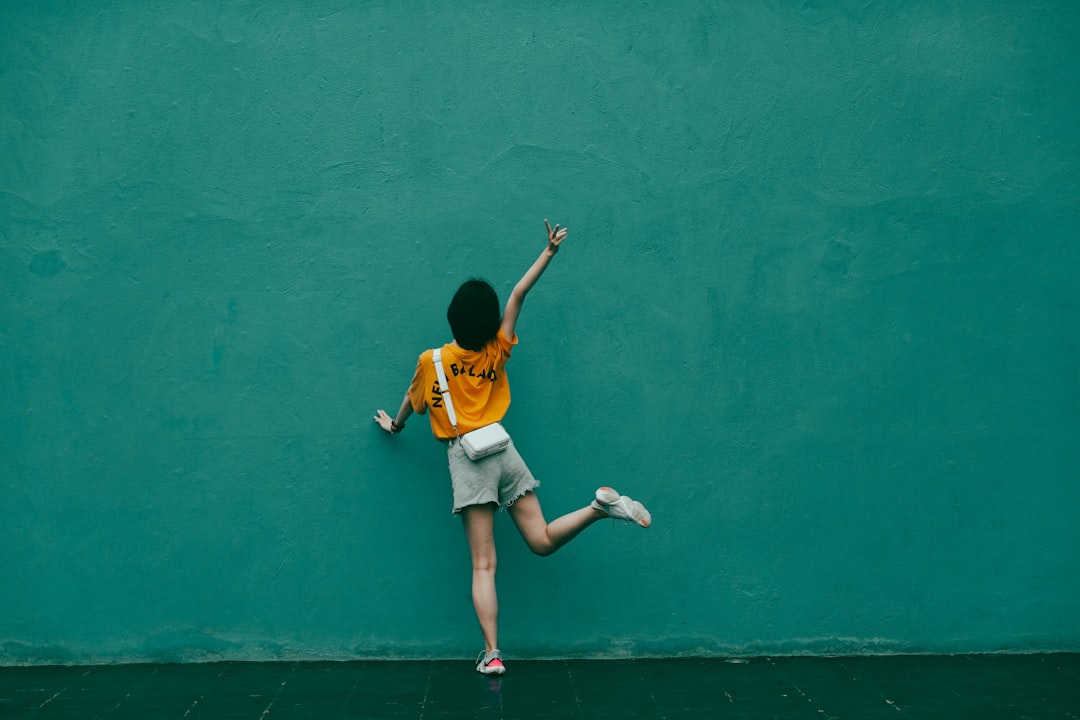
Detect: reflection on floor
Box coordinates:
(1, 654, 1077, 719)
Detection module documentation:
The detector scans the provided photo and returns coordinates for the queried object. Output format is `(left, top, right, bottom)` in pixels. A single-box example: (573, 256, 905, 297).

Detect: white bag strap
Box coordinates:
(431, 348, 459, 436)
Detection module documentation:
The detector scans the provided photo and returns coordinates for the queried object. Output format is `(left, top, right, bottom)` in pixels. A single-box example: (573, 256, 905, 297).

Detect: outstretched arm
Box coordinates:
(374, 393, 415, 434)
(500, 219, 568, 339)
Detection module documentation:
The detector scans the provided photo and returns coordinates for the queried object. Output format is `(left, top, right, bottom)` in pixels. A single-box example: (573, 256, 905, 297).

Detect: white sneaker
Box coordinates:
(593, 487, 652, 528)
(476, 649, 506, 675)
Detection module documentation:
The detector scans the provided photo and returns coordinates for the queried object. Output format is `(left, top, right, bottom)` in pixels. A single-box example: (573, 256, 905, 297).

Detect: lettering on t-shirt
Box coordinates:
(450, 362, 498, 382)
(429, 363, 499, 408)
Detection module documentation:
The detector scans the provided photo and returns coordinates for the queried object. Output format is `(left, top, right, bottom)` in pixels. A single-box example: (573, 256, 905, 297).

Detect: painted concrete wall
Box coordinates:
(2, 2, 1078, 665)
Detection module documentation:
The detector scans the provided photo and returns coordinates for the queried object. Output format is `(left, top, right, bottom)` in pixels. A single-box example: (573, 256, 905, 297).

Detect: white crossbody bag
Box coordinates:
(432, 348, 511, 460)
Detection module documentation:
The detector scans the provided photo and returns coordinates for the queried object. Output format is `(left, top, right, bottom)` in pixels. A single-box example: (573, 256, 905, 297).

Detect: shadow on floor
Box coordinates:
(1, 654, 1077, 719)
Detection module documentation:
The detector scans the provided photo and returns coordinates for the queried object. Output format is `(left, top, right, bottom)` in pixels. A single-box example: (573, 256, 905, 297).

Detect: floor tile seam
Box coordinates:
(256, 662, 297, 719)
(35, 668, 92, 711)
(766, 658, 923, 718)
(417, 666, 433, 720)
(834, 656, 975, 713)
(563, 660, 586, 720)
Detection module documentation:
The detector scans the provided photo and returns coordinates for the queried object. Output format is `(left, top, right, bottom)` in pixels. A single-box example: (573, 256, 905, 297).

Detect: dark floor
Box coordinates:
(1, 654, 1077, 719)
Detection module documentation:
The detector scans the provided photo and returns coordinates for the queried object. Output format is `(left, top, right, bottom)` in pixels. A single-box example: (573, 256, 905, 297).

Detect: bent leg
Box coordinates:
(461, 503, 499, 651)
(508, 492, 605, 556)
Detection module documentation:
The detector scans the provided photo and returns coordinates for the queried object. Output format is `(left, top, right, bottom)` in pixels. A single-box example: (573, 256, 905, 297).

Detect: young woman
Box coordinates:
(375, 220, 651, 675)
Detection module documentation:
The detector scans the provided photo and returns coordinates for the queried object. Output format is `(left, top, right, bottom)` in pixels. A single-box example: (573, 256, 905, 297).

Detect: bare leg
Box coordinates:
(508, 492, 606, 556)
(461, 503, 499, 651)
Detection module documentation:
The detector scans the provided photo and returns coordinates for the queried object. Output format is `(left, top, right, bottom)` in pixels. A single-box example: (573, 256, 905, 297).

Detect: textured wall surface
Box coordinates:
(2, 2, 1078, 665)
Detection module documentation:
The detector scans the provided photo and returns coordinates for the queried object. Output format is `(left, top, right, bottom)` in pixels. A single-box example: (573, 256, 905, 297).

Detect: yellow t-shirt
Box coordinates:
(408, 329, 517, 439)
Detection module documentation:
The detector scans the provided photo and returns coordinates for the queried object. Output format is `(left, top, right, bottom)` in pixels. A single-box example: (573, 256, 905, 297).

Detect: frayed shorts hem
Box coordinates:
(452, 483, 541, 515)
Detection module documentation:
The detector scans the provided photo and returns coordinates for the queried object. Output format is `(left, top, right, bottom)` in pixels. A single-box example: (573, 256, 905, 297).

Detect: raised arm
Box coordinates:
(500, 219, 568, 339)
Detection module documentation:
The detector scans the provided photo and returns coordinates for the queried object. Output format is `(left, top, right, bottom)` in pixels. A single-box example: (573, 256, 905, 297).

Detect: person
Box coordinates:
(374, 219, 651, 676)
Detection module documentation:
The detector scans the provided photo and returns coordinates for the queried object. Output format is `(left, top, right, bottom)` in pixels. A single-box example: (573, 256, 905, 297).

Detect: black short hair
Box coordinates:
(447, 279, 501, 351)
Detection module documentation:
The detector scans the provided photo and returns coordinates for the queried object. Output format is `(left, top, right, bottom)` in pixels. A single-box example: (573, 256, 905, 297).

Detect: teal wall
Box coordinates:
(2, 2, 1078, 665)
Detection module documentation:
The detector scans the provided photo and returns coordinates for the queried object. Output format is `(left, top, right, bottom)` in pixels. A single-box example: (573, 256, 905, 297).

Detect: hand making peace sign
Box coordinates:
(544, 219, 567, 254)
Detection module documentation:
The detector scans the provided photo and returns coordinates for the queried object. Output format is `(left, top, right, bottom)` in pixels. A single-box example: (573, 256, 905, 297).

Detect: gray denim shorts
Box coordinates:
(446, 436, 540, 513)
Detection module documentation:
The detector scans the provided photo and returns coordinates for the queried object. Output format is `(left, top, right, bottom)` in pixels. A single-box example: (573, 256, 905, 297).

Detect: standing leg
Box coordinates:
(461, 503, 499, 651)
(507, 492, 606, 556)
